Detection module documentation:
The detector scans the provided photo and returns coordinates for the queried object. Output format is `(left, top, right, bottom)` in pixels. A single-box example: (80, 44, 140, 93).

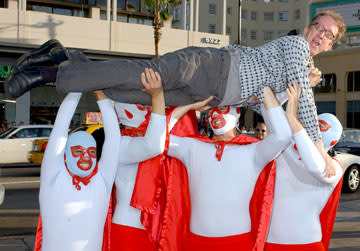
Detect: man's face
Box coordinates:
(303, 15, 338, 57)
(255, 123, 268, 140)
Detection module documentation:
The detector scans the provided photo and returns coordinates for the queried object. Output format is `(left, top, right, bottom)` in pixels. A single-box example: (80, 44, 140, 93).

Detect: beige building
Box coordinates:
(0, 0, 229, 125)
(172, 0, 311, 47)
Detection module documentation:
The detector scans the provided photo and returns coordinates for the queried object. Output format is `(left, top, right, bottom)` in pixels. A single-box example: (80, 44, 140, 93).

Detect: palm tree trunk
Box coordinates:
(153, 10, 162, 58)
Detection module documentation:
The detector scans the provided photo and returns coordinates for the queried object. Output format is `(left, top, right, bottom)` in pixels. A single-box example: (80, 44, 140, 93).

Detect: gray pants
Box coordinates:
(57, 47, 231, 106)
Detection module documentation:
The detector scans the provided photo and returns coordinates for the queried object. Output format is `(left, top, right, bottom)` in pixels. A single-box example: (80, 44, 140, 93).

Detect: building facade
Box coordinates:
(0, 0, 228, 126)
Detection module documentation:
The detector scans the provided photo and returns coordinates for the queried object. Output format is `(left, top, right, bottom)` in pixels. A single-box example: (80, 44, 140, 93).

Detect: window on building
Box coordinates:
(263, 31, 273, 41)
(278, 0, 288, 2)
(0, 0, 6, 8)
(264, 12, 274, 22)
(315, 102, 336, 115)
(251, 11, 257, 21)
(173, 8, 180, 21)
(186, 2, 190, 16)
(226, 26, 232, 35)
(242, 9, 247, 20)
(209, 4, 216, 15)
(347, 101, 360, 128)
(314, 73, 337, 93)
(127, 0, 140, 12)
(348, 71, 360, 92)
(278, 30, 287, 38)
(227, 7, 232, 15)
(295, 9, 300, 20)
(250, 30, 257, 40)
(209, 24, 216, 34)
(241, 29, 247, 41)
(279, 11, 288, 22)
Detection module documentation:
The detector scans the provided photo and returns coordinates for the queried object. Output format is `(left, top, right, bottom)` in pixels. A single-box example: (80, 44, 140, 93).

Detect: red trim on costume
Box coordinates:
(65, 162, 98, 191)
(265, 242, 325, 251)
(185, 232, 254, 251)
(110, 224, 154, 251)
(320, 158, 344, 250)
(318, 119, 331, 132)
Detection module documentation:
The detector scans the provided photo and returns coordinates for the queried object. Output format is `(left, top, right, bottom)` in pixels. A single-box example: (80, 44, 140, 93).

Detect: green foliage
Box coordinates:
(143, 0, 182, 15)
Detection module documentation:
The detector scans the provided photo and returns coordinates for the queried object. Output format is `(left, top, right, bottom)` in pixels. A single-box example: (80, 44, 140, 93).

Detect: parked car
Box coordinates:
(332, 150, 360, 193)
(28, 124, 104, 165)
(0, 125, 53, 164)
(334, 128, 360, 156)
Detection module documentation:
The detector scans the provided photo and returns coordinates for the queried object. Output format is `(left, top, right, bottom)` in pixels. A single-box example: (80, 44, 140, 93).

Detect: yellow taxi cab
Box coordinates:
(28, 112, 104, 165)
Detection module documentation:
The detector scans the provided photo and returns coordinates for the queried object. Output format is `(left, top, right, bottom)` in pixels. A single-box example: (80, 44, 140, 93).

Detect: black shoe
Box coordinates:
(5, 66, 57, 98)
(16, 39, 66, 70)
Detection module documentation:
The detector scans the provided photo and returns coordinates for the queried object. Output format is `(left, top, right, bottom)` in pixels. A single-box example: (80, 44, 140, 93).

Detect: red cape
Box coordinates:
(320, 158, 344, 250)
(131, 108, 276, 251)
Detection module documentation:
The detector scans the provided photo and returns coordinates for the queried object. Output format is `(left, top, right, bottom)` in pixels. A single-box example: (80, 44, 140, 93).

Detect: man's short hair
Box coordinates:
(311, 9, 346, 42)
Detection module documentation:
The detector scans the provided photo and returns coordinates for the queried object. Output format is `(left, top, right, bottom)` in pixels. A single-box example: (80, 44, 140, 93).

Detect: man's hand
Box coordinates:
(93, 90, 107, 101)
(309, 66, 322, 88)
(285, 82, 303, 134)
(190, 96, 214, 112)
(141, 67, 165, 115)
(171, 96, 213, 121)
(315, 140, 336, 178)
(141, 68, 163, 97)
(263, 86, 279, 110)
(286, 82, 301, 119)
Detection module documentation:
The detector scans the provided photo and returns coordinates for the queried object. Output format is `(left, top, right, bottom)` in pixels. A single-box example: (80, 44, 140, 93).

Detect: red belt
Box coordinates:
(110, 223, 155, 251)
(265, 241, 325, 251)
(185, 231, 254, 251)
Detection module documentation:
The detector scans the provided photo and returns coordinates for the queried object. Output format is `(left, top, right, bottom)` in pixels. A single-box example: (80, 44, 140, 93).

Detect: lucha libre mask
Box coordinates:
(114, 102, 151, 128)
(65, 131, 97, 178)
(318, 113, 343, 152)
(208, 106, 241, 135)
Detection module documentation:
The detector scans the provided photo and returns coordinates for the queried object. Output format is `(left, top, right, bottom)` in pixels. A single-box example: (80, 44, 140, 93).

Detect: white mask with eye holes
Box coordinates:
(65, 131, 97, 178)
(318, 113, 343, 152)
(114, 103, 151, 128)
(208, 106, 241, 135)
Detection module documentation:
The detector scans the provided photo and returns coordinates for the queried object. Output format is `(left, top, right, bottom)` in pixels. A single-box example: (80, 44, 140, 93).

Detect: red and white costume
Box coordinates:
(38, 92, 121, 251)
(167, 105, 291, 250)
(111, 102, 166, 251)
(265, 111, 343, 251)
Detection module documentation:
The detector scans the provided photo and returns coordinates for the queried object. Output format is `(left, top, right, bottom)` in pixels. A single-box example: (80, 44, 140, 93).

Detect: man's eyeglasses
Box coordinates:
(256, 129, 266, 133)
(312, 23, 335, 41)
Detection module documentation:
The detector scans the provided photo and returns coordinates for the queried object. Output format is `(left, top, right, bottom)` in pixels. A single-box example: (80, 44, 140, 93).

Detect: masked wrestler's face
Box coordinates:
(65, 131, 97, 177)
(115, 103, 151, 128)
(208, 106, 240, 135)
(318, 113, 343, 152)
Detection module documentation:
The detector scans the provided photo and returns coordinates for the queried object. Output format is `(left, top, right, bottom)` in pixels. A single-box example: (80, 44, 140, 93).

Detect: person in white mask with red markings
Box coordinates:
(166, 86, 292, 251)
(265, 83, 343, 251)
(110, 68, 166, 251)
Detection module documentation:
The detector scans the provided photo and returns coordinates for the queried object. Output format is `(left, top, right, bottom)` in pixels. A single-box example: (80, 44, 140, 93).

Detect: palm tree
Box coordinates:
(143, 0, 182, 58)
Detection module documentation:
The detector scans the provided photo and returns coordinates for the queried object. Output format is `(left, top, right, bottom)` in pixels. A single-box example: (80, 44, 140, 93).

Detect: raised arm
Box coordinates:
(168, 96, 213, 131)
(255, 86, 291, 170)
(41, 92, 82, 182)
(285, 82, 342, 183)
(95, 91, 121, 186)
(118, 68, 167, 164)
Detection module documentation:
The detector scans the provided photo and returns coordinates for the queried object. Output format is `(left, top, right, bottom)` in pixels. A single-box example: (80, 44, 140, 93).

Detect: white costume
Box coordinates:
(265, 110, 343, 246)
(167, 105, 291, 237)
(39, 92, 120, 251)
(112, 103, 166, 229)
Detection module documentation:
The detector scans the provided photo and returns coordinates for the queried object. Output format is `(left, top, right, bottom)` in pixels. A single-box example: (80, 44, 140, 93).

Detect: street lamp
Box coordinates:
(238, 0, 242, 44)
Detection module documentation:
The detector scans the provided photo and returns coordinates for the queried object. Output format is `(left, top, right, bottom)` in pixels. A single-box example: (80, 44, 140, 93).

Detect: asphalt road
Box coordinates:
(0, 166, 360, 251)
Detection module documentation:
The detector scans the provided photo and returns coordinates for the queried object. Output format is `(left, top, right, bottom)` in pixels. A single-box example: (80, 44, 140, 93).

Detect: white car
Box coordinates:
(0, 125, 53, 164)
(332, 151, 360, 193)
